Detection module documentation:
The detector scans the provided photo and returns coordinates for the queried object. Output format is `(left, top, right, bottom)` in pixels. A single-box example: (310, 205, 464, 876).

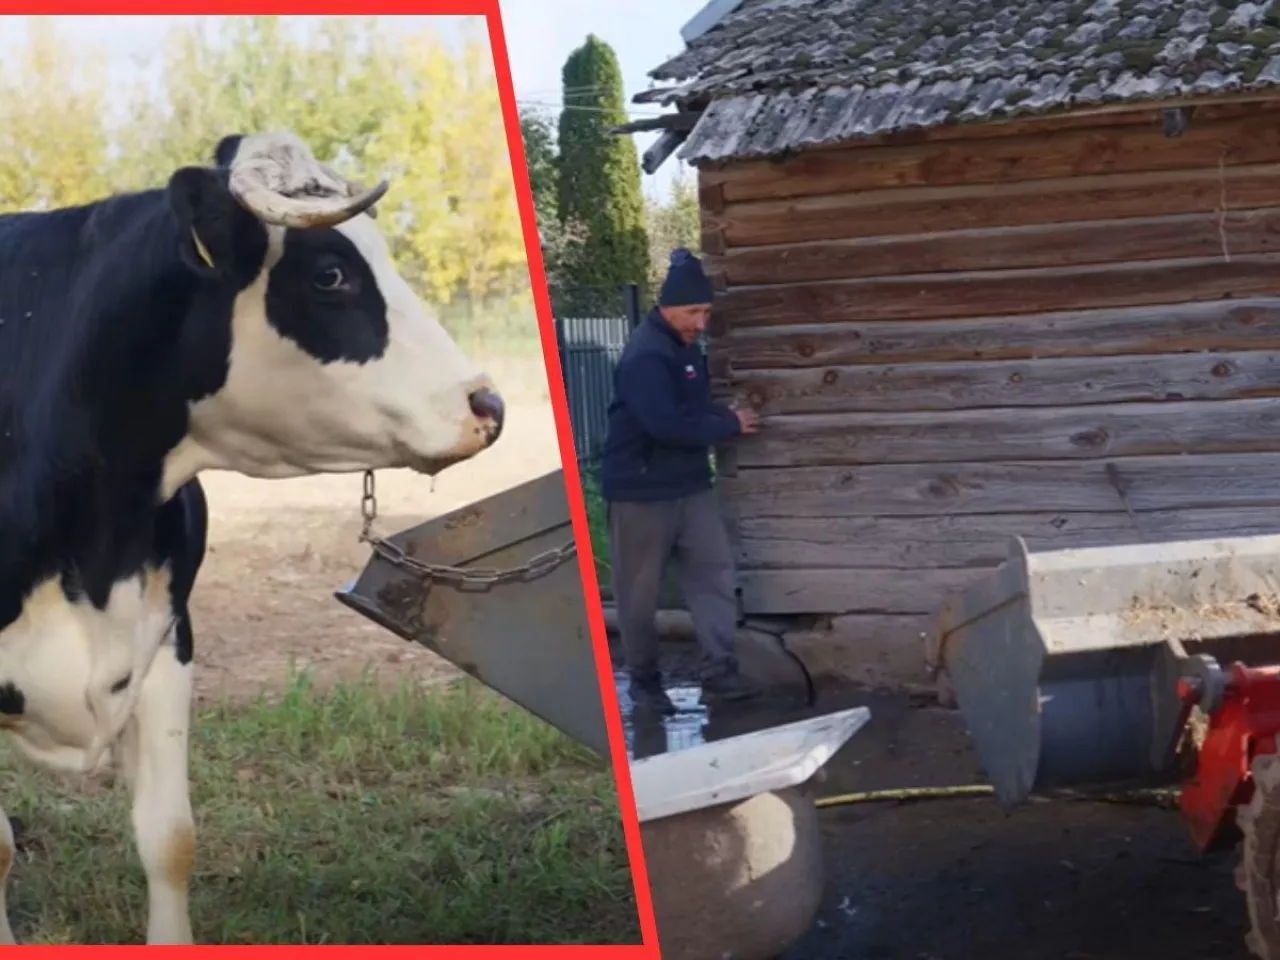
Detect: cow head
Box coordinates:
(161, 131, 504, 488)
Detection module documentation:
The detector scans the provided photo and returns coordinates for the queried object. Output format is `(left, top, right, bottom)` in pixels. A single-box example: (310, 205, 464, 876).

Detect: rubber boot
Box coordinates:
(630, 674, 677, 716)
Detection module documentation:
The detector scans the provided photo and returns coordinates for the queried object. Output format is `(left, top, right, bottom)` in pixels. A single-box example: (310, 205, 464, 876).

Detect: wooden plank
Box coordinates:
(734, 397, 1280, 467)
(708, 164, 1280, 247)
(738, 567, 980, 615)
(704, 110, 1280, 202)
(721, 209, 1280, 285)
(717, 453, 1280, 518)
(717, 254, 1280, 327)
(721, 299, 1280, 370)
(736, 507, 1280, 570)
(729, 351, 1280, 415)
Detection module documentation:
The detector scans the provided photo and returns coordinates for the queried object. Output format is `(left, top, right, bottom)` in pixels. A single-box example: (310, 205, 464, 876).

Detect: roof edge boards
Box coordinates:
(680, 0, 744, 44)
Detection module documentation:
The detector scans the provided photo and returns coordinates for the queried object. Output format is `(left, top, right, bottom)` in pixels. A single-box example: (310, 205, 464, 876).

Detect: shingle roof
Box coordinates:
(632, 0, 1280, 166)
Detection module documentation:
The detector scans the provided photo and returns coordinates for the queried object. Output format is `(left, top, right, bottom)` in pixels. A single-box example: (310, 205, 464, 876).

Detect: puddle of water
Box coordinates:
(614, 668, 817, 762)
(613, 670, 708, 761)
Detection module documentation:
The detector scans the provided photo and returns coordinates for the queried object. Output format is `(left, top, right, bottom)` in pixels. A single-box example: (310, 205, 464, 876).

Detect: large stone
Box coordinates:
(783, 614, 933, 691)
(733, 627, 813, 700)
(639, 786, 824, 960)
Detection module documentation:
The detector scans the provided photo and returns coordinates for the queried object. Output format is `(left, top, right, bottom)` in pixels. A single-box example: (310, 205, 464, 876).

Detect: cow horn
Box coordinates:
(228, 168, 388, 229)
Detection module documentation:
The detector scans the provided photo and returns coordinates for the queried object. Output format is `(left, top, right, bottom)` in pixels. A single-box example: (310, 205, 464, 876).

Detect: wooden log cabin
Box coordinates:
(618, 0, 1280, 690)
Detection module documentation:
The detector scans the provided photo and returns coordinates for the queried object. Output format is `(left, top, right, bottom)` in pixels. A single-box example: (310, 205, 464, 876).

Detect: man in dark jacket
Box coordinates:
(601, 248, 761, 715)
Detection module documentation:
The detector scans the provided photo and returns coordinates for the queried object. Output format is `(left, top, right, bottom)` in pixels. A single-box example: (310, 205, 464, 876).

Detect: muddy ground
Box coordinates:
(188, 354, 561, 704)
(793, 689, 1253, 960)
(615, 638, 1256, 960)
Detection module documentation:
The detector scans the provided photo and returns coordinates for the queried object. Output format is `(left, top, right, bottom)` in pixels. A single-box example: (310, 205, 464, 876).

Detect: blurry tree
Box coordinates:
(644, 167, 700, 294)
(520, 107, 557, 227)
(113, 16, 527, 313)
(0, 16, 112, 212)
(519, 106, 586, 292)
(556, 35, 649, 296)
(445, 35, 528, 307)
(114, 16, 404, 190)
(364, 28, 525, 308)
(0, 15, 533, 318)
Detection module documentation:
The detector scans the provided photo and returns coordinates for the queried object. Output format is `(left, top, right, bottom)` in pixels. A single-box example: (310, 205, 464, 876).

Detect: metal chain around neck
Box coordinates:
(356, 469, 577, 593)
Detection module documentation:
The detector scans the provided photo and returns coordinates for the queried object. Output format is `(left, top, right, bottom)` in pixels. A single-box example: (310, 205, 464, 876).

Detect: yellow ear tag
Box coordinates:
(190, 228, 215, 270)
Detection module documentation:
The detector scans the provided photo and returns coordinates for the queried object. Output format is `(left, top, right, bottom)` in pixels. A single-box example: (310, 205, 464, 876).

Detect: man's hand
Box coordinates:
(732, 404, 760, 435)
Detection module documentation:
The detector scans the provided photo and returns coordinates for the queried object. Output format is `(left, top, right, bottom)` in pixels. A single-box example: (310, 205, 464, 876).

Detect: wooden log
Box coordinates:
(737, 567, 981, 615)
(720, 299, 1280, 371)
(716, 453, 1280, 518)
(720, 209, 1280, 285)
(728, 351, 1280, 415)
(600, 603, 699, 640)
(701, 226, 727, 257)
(734, 507, 1280, 570)
(709, 165, 1280, 247)
(716, 254, 1280, 327)
(702, 110, 1280, 202)
(733, 397, 1280, 467)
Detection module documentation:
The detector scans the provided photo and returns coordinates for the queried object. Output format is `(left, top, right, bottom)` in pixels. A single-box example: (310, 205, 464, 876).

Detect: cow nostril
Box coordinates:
(468, 388, 505, 431)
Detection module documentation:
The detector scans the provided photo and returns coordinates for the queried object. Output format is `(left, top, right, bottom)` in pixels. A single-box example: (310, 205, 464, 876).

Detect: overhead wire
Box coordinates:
(516, 98, 668, 118)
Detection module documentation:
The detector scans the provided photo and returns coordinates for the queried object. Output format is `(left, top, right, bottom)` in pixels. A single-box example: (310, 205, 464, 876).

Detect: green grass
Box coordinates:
(440, 300, 544, 359)
(3, 672, 641, 945)
(579, 465, 612, 592)
(451, 327, 543, 361)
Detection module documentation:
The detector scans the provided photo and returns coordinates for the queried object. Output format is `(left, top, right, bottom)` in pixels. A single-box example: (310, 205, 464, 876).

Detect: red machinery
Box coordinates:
(1177, 662, 1280, 958)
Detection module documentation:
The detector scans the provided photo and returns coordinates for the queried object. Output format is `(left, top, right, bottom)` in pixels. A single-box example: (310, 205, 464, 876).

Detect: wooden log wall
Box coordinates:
(697, 100, 1280, 657)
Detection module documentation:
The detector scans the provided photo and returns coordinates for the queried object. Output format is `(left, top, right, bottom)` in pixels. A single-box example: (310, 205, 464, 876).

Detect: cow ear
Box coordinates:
(167, 167, 238, 279)
(213, 134, 243, 168)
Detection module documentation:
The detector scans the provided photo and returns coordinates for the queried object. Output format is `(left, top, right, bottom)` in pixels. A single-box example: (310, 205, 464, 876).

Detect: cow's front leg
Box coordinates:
(123, 634, 195, 945)
(0, 801, 16, 944)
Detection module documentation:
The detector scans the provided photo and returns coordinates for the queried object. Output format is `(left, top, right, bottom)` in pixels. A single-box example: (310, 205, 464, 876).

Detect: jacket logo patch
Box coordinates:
(684, 364, 697, 379)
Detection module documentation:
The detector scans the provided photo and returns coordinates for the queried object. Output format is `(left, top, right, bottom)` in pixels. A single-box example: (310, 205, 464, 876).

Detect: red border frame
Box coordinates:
(487, 4, 660, 955)
(0, 2, 660, 955)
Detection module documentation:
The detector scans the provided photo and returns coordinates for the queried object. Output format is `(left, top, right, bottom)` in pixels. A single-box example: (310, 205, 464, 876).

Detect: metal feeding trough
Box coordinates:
(930, 533, 1280, 808)
(333, 466, 872, 960)
(334, 467, 610, 758)
(929, 533, 1280, 959)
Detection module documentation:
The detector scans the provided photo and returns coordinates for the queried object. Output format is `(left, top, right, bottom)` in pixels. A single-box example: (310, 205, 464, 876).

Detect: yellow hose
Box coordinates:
(816, 785, 994, 807)
(815, 784, 1180, 809)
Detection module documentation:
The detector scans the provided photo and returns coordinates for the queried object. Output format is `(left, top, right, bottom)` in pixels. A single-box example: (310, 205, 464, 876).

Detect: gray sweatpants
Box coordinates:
(608, 488, 738, 683)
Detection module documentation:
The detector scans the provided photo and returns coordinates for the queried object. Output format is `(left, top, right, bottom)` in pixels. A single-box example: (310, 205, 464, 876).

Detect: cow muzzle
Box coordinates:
(468, 388, 505, 447)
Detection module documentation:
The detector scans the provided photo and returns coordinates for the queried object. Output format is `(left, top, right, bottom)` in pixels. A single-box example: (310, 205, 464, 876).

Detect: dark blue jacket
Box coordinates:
(600, 308, 741, 502)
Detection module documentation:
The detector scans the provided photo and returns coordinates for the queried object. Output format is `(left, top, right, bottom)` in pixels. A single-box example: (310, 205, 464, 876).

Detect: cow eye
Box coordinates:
(314, 265, 348, 292)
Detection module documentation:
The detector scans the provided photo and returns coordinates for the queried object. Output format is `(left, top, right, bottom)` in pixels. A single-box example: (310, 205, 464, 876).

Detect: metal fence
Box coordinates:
(552, 283, 641, 464)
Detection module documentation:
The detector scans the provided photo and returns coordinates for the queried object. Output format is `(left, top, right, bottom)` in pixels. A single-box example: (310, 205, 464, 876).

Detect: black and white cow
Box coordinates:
(0, 130, 506, 943)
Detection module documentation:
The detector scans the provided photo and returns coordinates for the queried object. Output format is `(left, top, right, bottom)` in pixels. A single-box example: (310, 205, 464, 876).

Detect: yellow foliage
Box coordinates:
(0, 15, 531, 311)
(363, 28, 526, 307)
(0, 16, 111, 212)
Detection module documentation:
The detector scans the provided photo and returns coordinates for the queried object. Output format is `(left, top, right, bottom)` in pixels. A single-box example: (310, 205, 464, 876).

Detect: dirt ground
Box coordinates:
(188, 354, 564, 704)
(785, 688, 1254, 960)
(612, 637, 1257, 960)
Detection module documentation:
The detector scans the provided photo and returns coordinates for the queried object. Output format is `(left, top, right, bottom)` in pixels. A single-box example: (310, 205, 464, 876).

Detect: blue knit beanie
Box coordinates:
(658, 248, 714, 307)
